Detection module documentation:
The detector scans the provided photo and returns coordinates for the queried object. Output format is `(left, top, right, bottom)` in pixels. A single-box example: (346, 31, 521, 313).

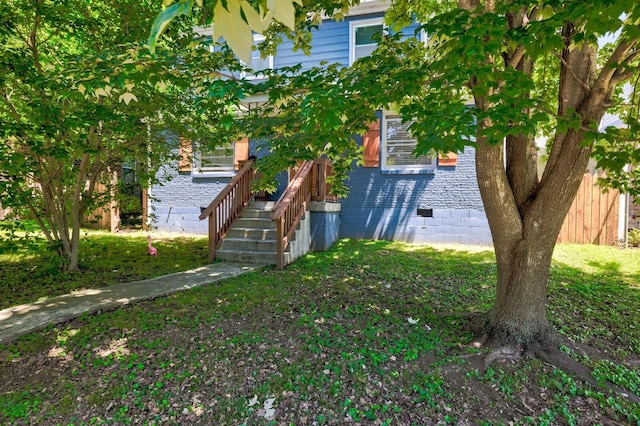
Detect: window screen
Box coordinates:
(353, 24, 383, 60)
(383, 115, 433, 169)
(199, 144, 235, 171)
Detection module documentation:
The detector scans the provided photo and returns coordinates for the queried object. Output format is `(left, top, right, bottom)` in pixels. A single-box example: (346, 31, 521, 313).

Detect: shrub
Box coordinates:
(628, 228, 640, 247)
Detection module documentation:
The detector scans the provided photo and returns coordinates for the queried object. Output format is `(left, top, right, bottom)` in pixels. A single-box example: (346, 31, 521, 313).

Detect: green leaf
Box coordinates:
(268, 0, 299, 32)
(148, 0, 194, 54)
(213, 0, 253, 63)
(241, 0, 270, 33)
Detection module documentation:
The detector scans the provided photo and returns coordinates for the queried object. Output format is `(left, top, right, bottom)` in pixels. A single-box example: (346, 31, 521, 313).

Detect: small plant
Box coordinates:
(591, 360, 640, 394)
(628, 228, 640, 247)
(0, 391, 41, 420)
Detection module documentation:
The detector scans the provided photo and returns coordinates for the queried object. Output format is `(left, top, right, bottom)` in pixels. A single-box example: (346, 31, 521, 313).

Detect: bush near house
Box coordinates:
(628, 228, 640, 247)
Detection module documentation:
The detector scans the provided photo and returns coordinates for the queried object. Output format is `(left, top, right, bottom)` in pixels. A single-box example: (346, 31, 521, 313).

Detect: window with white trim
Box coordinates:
(195, 143, 235, 173)
(381, 114, 434, 171)
(349, 18, 384, 65)
(244, 34, 273, 79)
(208, 34, 273, 79)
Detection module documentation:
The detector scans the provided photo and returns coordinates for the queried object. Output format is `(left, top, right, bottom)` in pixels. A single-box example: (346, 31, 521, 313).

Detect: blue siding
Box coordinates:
(150, 14, 493, 245)
(276, 19, 351, 69)
(275, 14, 420, 71)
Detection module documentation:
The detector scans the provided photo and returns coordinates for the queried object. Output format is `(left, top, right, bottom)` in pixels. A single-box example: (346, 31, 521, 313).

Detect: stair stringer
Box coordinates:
(283, 210, 311, 267)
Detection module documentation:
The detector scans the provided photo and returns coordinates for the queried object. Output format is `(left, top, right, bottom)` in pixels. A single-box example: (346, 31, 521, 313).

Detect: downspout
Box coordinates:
(145, 122, 153, 231)
(624, 191, 629, 248)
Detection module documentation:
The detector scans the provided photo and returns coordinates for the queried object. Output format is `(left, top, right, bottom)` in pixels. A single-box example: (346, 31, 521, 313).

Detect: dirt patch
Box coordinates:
(1, 305, 636, 425)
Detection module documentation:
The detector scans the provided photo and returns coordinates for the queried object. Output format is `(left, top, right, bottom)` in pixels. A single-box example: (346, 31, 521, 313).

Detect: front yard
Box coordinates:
(1, 236, 639, 424)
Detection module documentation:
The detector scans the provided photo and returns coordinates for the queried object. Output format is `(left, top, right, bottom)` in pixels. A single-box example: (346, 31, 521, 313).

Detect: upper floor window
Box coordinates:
(349, 18, 384, 65)
(209, 34, 273, 79)
(381, 114, 435, 171)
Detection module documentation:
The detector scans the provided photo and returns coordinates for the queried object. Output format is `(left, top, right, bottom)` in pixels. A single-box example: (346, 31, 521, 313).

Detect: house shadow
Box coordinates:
(339, 165, 480, 243)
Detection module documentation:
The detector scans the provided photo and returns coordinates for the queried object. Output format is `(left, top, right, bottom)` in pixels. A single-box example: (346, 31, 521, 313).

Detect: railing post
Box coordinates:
(318, 160, 326, 202)
(208, 212, 216, 263)
(276, 218, 284, 269)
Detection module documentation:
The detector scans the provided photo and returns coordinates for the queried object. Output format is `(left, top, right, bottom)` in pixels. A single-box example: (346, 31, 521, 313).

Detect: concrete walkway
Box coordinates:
(0, 262, 261, 344)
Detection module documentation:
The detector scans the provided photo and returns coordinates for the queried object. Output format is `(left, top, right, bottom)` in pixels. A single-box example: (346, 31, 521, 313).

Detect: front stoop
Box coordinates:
(216, 201, 311, 267)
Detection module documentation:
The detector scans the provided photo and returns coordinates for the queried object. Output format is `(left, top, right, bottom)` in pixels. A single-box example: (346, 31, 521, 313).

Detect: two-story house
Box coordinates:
(147, 1, 493, 265)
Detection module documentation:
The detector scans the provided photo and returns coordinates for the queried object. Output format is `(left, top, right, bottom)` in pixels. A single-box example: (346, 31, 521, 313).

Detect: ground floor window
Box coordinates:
(381, 114, 434, 171)
(197, 143, 235, 173)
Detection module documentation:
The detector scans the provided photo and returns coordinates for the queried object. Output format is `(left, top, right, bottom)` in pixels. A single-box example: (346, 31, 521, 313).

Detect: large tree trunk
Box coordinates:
(475, 26, 608, 345)
(476, 129, 590, 345)
(490, 239, 552, 342)
(454, 1, 640, 402)
(475, 136, 555, 344)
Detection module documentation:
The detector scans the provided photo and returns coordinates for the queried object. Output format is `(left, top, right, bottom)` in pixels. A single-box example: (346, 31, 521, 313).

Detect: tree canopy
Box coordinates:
(0, 0, 227, 270)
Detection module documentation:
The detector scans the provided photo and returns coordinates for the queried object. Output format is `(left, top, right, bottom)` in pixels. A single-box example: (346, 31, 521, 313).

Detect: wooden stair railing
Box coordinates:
(310, 158, 337, 202)
(271, 160, 315, 269)
(199, 159, 254, 262)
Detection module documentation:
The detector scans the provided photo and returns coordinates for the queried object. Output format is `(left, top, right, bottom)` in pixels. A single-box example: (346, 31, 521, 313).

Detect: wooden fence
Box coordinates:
(84, 181, 119, 231)
(557, 173, 620, 246)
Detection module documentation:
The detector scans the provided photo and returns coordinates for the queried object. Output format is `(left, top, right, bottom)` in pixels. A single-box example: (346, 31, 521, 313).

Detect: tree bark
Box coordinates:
(477, 132, 590, 344)
(476, 136, 550, 344)
(475, 20, 614, 346)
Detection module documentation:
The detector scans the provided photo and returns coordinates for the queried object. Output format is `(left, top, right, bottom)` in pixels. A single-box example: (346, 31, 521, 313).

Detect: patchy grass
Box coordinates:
(549, 244, 640, 359)
(0, 230, 208, 310)
(1, 239, 639, 424)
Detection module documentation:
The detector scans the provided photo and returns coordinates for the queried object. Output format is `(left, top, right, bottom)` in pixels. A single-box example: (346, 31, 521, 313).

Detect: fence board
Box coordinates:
(576, 176, 585, 243)
(605, 189, 619, 245)
(558, 173, 620, 246)
(590, 182, 600, 244)
(84, 182, 111, 230)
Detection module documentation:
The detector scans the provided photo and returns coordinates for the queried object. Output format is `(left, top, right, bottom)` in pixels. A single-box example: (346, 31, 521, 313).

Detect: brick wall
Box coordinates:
(151, 145, 492, 245)
(150, 164, 232, 234)
(340, 146, 492, 245)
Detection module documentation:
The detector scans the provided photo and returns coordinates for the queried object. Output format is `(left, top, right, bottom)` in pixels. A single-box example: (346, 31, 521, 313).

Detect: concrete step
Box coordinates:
(220, 237, 277, 252)
(234, 217, 276, 229)
(250, 201, 276, 210)
(216, 249, 289, 265)
(240, 208, 273, 219)
(226, 227, 277, 240)
(213, 199, 299, 267)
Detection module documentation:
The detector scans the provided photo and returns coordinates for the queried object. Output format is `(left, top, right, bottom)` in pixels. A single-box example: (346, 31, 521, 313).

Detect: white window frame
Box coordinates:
(420, 28, 429, 45)
(381, 113, 435, 172)
(208, 34, 274, 80)
(349, 17, 384, 66)
(193, 142, 236, 177)
(243, 34, 274, 80)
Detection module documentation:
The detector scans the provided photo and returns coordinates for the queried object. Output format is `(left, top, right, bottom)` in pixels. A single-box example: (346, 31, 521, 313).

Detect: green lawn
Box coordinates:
(1, 237, 639, 424)
(0, 230, 208, 310)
